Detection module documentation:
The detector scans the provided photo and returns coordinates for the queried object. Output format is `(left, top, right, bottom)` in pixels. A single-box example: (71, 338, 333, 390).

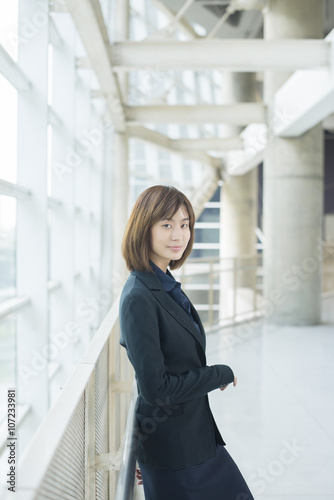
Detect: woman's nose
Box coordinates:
(171, 227, 181, 240)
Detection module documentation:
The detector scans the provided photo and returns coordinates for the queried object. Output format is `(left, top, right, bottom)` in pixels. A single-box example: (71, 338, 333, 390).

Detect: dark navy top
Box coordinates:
(150, 260, 201, 334)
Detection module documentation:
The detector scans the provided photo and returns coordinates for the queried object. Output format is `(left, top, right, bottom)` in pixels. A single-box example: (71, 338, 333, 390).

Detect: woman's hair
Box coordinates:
(122, 185, 195, 272)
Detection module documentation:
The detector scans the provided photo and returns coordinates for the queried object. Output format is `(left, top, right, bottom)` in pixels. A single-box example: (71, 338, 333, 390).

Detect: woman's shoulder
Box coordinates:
(120, 271, 154, 307)
(121, 272, 140, 292)
(119, 282, 155, 325)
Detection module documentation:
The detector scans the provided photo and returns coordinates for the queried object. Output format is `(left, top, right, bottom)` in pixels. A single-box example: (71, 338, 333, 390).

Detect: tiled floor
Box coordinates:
(134, 294, 334, 499)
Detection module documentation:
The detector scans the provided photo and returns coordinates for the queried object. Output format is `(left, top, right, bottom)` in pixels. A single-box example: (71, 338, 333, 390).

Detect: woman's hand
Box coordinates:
(220, 376, 237, 391)
(135, 468, 143, 485)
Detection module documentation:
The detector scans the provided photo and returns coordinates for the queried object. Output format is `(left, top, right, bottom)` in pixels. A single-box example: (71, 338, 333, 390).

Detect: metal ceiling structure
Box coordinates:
(110, 39, 330, 71)
(56, 0, 334, 197)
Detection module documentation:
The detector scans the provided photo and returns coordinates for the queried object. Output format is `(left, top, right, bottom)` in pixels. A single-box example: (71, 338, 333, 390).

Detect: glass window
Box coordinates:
(195, 228, 220, 244)
(0, 316, 16, 423)
(158, 148, 169, 161)
(47, 125, 53, 197)
(0, 1, 18, 61)
(159, 162, 171, 179)
(134, 139, 145, 160)
(211, 187, 220, 202)
(0, 75, 18, 183)
(190, 248, 219, 259)
(48, 43, 53, 106)
(183, 161, 192, 183)
(197, 207, 220, 223)
(0, 195, 17, 302)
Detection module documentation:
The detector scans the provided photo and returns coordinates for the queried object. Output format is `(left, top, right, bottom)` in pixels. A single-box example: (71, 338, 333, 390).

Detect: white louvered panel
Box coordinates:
(95, 343, 110, 499)
(35, 394, 86, 500)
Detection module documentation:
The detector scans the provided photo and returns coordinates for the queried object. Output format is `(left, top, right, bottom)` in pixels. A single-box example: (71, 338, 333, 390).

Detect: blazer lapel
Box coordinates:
(151, 289, 206, 352)
(132, 270, 206, 352)
(182, 290, 206, 350)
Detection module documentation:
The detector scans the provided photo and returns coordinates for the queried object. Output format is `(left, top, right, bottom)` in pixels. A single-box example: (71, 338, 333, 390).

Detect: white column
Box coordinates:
(112, 131, 129, 293)
(89, 118, 106, 329)
(49, 14, 76, 405)
(221, 171, 258, 283)
(111, 0, 130, 298)
(220, 73, 258, 320)
(73, 71, 93, 358)
(16, 0, 49, 452)
(100, 117, 115, 310)
(263, 0, 324, 325)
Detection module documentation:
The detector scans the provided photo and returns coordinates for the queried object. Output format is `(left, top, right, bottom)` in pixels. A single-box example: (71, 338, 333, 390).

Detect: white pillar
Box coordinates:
(100, 118, 115, 307)
(112, 132, 129, 293)
(263, 0, 324, 325)
(16, 0, 49, 452)
(220, 73, 258, 320)
(49, 14, 76, 406)
(73, 74, 94, 357)
(221, 172, 258, 283)
(111, 0, 130, 298)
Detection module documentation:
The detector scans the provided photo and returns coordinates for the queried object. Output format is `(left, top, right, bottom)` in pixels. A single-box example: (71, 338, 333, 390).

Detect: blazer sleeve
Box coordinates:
(119, 291, 234, 406)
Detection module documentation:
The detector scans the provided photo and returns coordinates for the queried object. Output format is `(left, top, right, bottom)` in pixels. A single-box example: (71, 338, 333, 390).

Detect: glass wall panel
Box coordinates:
(197, 207, 220, 223)
(0, 316, 16, 420)
(0, 1, 18, 61)
(0, 196, 17, 302)
(0, 75, 18, 183)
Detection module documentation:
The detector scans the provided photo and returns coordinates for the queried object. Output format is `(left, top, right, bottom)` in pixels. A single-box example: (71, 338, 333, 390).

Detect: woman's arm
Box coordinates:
(120, 292, 234, 407)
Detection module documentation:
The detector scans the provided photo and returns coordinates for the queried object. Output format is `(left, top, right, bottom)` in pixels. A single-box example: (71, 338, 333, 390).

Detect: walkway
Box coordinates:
(134, 294, 334, 499)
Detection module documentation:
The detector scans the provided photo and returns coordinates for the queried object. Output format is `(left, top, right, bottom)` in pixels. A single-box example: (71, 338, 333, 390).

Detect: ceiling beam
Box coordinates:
(233, 0, 265, 8)
(125, 104, 266, 125)
(62, 0, 126, 132)
(127, 125, 222, 168)
(227, 149, 264, 176)
(224, 29, 334, 174)
(172, 137, 243, 151)
(110, 39, 330, 71)
(274, 28, 334, 137)
(0, 44, 30, 90)
(190, 168, 221, 219)
(224, 124, 266, 175)
(147, 0, 199, 39)
(323, 112, 334, 132)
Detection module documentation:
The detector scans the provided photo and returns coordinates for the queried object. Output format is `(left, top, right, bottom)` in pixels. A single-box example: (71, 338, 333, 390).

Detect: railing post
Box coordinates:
(180, 260, 186, 290)
(120, 342, 128, 437)
(85, 372, 96, 499)
(109, 324, 118, 496)
(115, 385, 138, 500)
(208, 260, 214, 326)
(232, 257, 237, 320)
(252, 255, 258, 314)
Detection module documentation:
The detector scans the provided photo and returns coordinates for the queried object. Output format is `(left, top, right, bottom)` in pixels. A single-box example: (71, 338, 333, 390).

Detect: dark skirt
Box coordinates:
(138, 444, 254, 500)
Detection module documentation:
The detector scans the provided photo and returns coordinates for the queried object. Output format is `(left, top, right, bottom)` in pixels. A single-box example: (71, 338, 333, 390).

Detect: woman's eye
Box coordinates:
(163, 224, 171, 228)
(181, 223, 189, 228)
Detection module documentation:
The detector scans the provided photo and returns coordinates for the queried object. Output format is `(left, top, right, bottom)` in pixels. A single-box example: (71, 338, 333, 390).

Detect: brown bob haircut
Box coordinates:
(122, 185, 195, 273)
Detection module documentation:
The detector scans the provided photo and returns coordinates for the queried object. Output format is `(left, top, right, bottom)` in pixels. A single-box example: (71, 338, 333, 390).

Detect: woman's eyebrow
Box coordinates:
(163, 217, 190, 221)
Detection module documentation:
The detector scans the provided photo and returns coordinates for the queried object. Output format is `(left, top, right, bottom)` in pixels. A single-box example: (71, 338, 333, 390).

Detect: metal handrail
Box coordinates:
(3, 295, 134, 500)
(179, 253, 262, 327)
(115, 383, 138, 500)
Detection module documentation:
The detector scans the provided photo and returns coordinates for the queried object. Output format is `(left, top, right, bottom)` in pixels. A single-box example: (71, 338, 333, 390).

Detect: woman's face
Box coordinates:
(150, 206, 191, 272)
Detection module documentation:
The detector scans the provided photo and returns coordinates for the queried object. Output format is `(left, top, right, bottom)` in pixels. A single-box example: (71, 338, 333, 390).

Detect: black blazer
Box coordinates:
(119, 269, 234, 470)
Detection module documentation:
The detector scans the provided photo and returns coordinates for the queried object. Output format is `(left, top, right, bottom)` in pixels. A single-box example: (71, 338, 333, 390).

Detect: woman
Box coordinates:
(119, 185, 254, 500)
